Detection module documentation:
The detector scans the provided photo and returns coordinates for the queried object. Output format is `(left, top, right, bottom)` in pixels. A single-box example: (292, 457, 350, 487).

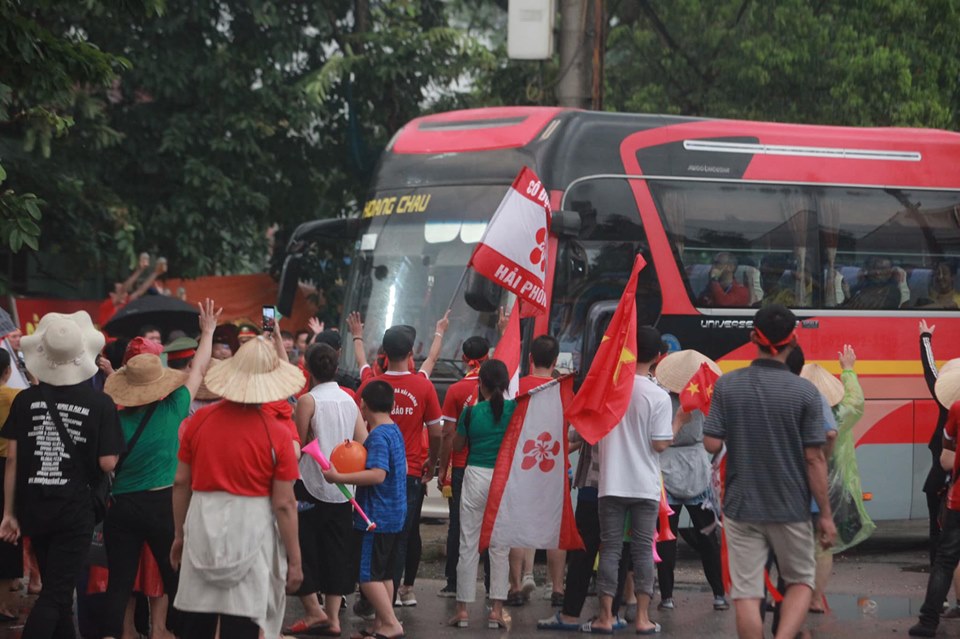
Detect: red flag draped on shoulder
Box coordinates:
(679, 362, 721, 414)
(467, 167, 551, 314)
(565, 255, 647, 445)
(493, 300, 521, 398)
(480, 376, 582, 551)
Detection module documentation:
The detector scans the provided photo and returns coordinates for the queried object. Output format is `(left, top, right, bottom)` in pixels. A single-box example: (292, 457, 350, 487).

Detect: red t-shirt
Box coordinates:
(179, 401, 299, 496)
(357, 371, 442, 477)
(442, 375, 479, 469)
(946, 401, 960, 511)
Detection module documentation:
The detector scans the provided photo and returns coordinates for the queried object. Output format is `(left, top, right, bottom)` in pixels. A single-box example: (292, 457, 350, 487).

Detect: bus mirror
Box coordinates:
(464, 269, 502, 313)
(277, 254, 302, 318)
(551, 209, 581, 237)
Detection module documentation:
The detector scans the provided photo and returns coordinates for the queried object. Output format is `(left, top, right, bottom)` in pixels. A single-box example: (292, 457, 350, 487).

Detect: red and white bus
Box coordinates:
(280, 107, 960, 522)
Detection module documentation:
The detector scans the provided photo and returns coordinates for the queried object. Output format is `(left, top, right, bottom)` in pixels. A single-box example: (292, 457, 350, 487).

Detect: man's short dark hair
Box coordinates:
(280, 330, 294, 341)
(305, 343, 339, 383)
(786, 345, 805, 375)
(636, 326, 662, 364)
(753, 304, 797, 353)
(361, 380, 395, 413)
(0, 349, 11, 378)
(530, 335, 560, 368)
(462, 336, 490, 361)
(382, 325, 415, 361)
(139, 324, 161, 337)
(295, 329, 311, 341)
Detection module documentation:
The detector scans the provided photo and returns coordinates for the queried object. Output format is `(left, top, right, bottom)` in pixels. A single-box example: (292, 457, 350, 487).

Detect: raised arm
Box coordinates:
(836, 344, 865, 434)
(185, 299, 222, 400)
(121, 254, 148, 293)
(347, 312, 368, 370)
(419, 310, 450, 379)
(919, 320, 939, 402)
(129, 260, 166, 301)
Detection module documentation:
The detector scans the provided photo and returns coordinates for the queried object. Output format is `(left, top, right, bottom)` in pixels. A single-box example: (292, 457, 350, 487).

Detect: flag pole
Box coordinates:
(444, 265, 472, 315)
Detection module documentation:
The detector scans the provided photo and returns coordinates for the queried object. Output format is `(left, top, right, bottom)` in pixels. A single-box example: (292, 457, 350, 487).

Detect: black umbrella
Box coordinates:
(103, 295, 200, 339)
(0, 307, 16, 338)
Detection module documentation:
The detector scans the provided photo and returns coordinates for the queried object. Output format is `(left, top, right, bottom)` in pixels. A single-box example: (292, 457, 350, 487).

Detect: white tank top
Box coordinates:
(299, 382, 360, 503)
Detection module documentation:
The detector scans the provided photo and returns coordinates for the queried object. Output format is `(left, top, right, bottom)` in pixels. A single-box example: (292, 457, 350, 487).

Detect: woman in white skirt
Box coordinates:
(169, 336, 305, 638)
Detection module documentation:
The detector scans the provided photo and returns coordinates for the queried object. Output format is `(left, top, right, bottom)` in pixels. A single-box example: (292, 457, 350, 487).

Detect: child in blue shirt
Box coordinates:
(323, 380, 407, 639)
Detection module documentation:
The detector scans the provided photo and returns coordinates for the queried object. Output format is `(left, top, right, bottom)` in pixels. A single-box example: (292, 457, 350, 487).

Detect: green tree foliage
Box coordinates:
(0, 0, 162, 260)
(605, 0, 960, 128)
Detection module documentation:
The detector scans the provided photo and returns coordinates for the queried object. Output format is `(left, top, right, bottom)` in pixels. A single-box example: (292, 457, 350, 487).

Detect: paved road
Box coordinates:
(0, 520, 946, 637)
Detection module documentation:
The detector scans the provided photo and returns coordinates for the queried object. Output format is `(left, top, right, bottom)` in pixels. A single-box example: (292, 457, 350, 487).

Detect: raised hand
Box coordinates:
(307, 316, 323, 336)
(198, 298, 222, 336)
(435, 309, 450, 336)
(497, 306, 509, 335)
(838, 344, 856, 371)
(346, 311, 364, 338)
(919, 319, 935, 335)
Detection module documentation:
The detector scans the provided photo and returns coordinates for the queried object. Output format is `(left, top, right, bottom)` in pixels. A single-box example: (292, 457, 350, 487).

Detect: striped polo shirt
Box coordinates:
(703, 358, 824, 523)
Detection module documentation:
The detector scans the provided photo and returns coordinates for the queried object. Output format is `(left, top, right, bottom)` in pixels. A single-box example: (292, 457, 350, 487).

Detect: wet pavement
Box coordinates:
(0, 519, 952, 637)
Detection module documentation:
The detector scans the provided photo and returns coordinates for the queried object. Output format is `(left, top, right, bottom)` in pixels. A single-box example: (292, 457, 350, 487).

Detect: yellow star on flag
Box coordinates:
(613, 347, 636, 384)
(705, 384, 714, 400)
(685, 382, 700, 395)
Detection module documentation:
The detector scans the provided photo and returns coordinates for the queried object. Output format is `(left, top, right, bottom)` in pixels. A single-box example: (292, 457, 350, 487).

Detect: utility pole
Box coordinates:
(556, 0, 593, 108)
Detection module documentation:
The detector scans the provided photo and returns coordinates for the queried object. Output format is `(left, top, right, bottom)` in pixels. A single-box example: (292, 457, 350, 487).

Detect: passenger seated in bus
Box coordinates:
(759, 254, 792, 307)
(915, 261, 960, 309)
(697, 252, 750, 307)
(845, 256, 907, 310)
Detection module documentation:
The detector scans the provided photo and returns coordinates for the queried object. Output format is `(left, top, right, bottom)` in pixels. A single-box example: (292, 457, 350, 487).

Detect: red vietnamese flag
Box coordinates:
(467, 167, 551, 314)
(493, 300, 521, 398)
(564, 255, 647, 445)
(679, 362, 721, 415)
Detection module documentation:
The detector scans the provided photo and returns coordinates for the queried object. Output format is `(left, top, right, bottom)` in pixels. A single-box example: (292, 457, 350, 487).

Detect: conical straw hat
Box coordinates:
(203, 336, 305, 404)
(104, 354, 187, 407)
(940, 358, 960, 377)
(194, 358, 223, 402)
(800, 363, 844, 407)
(655, 350, 721, 394)
(935, 369, 960, 409)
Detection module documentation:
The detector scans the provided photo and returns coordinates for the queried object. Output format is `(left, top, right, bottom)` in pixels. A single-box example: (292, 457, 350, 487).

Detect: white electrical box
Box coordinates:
(508, 0, 556, 60)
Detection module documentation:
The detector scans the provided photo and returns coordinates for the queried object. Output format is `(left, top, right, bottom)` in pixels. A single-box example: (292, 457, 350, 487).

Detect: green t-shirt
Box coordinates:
(456, 399, 516, 469)
(112, 385, 191, 495)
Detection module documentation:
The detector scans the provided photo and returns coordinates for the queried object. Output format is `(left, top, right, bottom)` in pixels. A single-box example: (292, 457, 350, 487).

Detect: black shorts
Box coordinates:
(295, 487, 355, 596)
(354, 530, 400, 584)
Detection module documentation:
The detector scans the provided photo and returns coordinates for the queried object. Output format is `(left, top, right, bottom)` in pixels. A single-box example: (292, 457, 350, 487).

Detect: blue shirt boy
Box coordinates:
(355, 422, 407, 533)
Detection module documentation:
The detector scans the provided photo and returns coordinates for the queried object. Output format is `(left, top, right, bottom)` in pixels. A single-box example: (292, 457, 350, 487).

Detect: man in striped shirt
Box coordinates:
(703, 304, 836, 639)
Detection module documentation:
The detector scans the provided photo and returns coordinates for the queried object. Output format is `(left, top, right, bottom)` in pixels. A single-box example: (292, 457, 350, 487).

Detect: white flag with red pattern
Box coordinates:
(479, 376, 583, 551)
(467, 166, 551, 314)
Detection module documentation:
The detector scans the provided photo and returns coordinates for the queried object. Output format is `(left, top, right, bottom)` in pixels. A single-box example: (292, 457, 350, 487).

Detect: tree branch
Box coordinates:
(637, 0, 710, 84)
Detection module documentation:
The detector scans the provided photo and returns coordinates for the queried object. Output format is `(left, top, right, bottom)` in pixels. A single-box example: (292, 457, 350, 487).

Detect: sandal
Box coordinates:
(448, 616, 469, 628)
(506, 590, 525, 606)
(579, 620, 614, 635)
(284, 619, 333, 635)
(537, 612, 580, 631)
(487, 612, 511, 630)
(636, 622, 661, 635)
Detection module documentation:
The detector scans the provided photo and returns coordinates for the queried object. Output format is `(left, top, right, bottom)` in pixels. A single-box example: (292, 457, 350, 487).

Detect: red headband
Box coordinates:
(752, 327, 796, 355)
(166, 349, 196, 361)
(464, 354, 489, 374)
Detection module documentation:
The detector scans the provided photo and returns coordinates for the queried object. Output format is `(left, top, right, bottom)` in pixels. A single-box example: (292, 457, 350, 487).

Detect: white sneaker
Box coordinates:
(521, 574, 536, 599)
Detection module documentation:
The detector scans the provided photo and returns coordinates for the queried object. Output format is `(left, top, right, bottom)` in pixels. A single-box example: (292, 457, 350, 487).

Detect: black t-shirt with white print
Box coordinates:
(0, 382, 124, 533)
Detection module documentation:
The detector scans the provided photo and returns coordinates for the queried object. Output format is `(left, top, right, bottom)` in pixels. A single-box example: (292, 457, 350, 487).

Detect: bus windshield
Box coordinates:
(341, 184, 511, 380)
